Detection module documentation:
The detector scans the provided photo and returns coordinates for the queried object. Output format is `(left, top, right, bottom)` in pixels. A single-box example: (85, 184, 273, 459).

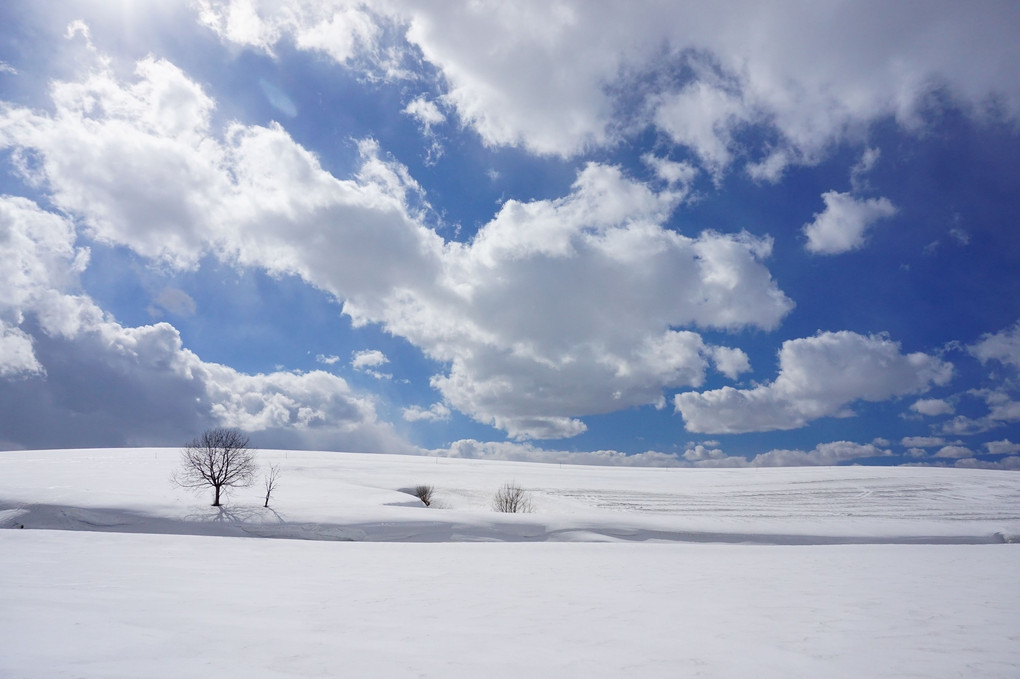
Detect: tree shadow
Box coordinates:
(185, 504, 285, 525)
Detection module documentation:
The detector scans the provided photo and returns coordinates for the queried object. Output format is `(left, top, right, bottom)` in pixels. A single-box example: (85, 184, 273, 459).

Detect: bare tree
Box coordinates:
(172, 428, 258, 507)
(263, 464, 282, 508)
(414, 484, 434, 507)
(492, 481, 534, 513)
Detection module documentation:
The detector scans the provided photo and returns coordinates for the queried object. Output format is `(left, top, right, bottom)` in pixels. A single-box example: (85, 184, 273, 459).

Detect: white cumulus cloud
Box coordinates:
(351, 349, 391, 379)
(954, 456, 1020, 471)
(402, 402, 450, 422)
(642, 154, 698, 190)
(436, 439, 685, 467)
(934, 445, 974, 459)
(910, 398, 954, 416)
(433, 438, 888, 468)
(901, 436, 946, 448)
(675, 331, 953, 434)
(970, 322, 1020, 370)
(709, 346, 751, 380)
(985, 439, 1020, 456)
(683, 440, 889, 468)
(803, 191, 898, 255)
(404, 96, 445, 127)
(196, 0, 381, 66)
(749, 441, 890, 467)
(0, 321, 43, 377)
(352, 349, 389, 370)
(654, 81, 755, 182)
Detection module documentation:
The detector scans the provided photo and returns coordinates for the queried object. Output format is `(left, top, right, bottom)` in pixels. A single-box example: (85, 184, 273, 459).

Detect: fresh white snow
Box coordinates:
(2, 448, 1019, 677)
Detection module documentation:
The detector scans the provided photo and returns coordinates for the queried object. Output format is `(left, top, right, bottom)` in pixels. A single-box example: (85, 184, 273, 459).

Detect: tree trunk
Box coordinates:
(213, 485, 221, 506)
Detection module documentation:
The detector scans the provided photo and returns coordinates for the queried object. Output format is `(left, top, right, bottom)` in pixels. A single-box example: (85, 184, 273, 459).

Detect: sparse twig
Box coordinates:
(264, 463, 282, 508)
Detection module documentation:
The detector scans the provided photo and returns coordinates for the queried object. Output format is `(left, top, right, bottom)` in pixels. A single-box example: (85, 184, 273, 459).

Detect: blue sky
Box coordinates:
(1, 1, 1019, 468)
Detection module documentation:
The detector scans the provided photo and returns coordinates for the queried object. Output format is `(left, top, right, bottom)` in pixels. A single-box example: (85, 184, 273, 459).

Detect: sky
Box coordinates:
(1, 0, 1019, 468)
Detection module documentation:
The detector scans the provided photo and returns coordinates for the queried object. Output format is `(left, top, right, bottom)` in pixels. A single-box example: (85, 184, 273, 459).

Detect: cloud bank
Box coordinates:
(197, 1, 1020, 176)
(1, 4, 1017, 462)
(0, 55, 793, 440)
(0, 194, 406, 451)
(434, 438, 890, 469)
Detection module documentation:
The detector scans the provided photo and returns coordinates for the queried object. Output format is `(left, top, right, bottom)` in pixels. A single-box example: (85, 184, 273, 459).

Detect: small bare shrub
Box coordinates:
(263, 464, 282, 508)
(492, 481, 534, 513)
(413, 484, 434, 507)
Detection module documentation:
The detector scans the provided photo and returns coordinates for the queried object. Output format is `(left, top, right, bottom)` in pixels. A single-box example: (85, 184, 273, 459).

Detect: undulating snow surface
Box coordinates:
(3, 448, 1019, 543)
(2, 448, 1019, 677)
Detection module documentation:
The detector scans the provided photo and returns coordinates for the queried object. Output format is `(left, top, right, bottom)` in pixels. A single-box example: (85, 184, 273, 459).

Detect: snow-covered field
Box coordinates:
(2, 448, 1019, 677)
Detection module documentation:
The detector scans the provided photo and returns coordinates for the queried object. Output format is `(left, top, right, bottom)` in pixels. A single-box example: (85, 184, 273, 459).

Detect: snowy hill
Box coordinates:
(2, 448, 1019, 677)
(2, 448, 1018, 543)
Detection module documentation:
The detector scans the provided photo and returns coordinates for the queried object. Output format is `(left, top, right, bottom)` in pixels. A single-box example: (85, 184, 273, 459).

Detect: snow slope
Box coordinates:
(2, 448, 1018, 543)
(2, 448, 1019, 677)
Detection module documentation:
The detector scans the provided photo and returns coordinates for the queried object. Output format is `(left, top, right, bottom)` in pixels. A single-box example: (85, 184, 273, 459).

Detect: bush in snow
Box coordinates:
(414, 484, 434, 507)
(492, 481, 534, 513)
